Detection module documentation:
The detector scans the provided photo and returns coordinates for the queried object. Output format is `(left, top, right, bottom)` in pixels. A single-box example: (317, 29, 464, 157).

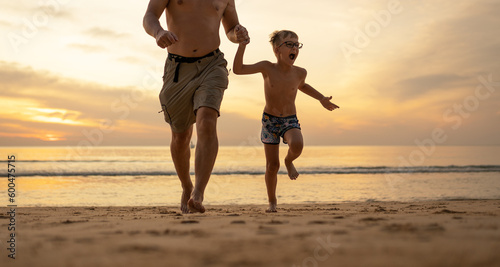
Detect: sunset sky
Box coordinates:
(1, 0, 499, 146)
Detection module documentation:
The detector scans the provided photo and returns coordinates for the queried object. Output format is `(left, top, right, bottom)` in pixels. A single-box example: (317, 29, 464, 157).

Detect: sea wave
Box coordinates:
(4, 165, 500, 177)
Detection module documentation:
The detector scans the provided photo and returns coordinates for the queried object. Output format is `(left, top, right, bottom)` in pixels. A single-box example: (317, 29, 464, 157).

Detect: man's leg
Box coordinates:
(170, 126, 194, 214)
(283, 128, 303, 180)
(264, 144, 280, 212)
(188, 106, 219, 213)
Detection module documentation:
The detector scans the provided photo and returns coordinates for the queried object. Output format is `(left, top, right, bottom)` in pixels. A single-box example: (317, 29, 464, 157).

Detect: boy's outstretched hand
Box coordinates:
(320, 96, 339, 111)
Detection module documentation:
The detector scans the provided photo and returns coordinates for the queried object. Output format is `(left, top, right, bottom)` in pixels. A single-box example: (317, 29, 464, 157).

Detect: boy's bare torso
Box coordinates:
(165, 0, 229, 57)
(263, 64, 306, 117)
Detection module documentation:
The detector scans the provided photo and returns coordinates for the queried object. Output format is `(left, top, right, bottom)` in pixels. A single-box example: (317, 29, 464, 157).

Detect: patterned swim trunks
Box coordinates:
(261, 112, 301, 145)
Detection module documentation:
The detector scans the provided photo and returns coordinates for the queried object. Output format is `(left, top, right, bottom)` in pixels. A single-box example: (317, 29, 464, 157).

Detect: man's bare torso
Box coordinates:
(165, 0, 229, 57)
(263, 65, 306, 117)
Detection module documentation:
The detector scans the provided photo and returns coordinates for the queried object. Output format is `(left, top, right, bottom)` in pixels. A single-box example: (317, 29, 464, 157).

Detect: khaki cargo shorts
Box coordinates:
(159, 49, 229, 133)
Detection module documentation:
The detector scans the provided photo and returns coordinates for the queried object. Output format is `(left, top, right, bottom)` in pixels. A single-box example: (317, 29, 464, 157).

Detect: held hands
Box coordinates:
(234, 24, 250, 45)
(155, 29, 178, 49)
(320, 96, 339, 111)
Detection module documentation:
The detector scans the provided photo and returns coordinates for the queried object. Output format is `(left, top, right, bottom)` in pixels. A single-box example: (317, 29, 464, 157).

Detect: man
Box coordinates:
(143, 0, 249, 213)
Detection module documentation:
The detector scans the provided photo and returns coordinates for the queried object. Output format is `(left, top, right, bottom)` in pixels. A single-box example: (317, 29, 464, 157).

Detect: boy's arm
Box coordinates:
(298, 72, 339, 111)
(233, 43, 270, 75)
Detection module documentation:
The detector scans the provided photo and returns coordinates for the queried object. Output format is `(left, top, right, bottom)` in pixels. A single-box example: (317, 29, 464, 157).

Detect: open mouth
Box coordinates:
(289, 53, 296, 60)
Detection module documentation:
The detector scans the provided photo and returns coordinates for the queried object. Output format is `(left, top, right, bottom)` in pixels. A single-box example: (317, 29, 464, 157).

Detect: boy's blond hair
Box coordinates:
(269, 30, 299, 48)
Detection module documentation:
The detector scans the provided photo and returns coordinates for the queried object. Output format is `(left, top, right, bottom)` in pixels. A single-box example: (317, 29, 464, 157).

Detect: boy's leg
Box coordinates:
(170, 126, 194, 214)
(189, 106, 219, 213)
(283, 128, 303, 180)
(264, 144, 280, 212)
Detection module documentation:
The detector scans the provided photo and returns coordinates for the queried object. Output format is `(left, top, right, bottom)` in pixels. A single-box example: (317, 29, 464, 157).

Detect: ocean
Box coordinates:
(1, 146, 500, 207)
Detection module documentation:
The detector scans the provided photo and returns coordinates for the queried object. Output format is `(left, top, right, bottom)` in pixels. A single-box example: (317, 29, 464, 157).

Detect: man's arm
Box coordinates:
(233, 43, 269, 75)
(143, 0, 178, 49)
(298, 72, 339, 111)
(222, 0, 249, 43)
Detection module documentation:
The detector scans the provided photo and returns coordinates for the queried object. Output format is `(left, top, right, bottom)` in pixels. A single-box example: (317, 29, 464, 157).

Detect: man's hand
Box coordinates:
(320, 96, 339, 111)
(234, 24, 249, 44)
(155, 29, 178, 49)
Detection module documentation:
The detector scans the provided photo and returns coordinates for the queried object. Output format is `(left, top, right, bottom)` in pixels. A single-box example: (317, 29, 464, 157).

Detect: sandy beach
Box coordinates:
(2, 200, 500, 267)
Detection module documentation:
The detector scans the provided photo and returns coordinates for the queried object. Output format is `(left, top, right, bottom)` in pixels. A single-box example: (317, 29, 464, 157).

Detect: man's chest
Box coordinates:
(169, 0, 227, 16)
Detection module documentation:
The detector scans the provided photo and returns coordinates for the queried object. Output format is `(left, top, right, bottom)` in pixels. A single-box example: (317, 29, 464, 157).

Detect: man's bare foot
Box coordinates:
(180, 188, 192, 214)
(285, 158, 299, 180)
(266, 202, 277, 213)
(187, 198, 205, 213)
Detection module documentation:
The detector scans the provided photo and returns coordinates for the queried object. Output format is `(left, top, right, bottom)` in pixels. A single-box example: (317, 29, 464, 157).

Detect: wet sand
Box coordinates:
(2, 200, 500, 267)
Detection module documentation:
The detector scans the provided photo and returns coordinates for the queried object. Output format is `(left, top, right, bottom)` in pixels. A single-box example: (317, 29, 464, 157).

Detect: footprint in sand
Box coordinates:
(266, 220, 288, 225)
(257, 225, 278, 235)
(190, 229, 209, 237)
(61, 219, 89, 224)
(383, 223, 417, 233)
(181, 220, 200, 224)
(374, 206, 387, 212)
(145, 230, 161, 236)
(332, 229, 348, 235)
(423, 223, 445, 232)
(47, 236, 67, 242)
(74, 238, 94, 244)
(308, 220, 334, 225)
(128, 230, 141, 235)
(163, 229, 190, 236)
(159, 209, 177, 215)
(118, 245, 162, 253)
(434, 209, 466, 214)
(382, 223, 445, 233)
(360, 217, 386, 222)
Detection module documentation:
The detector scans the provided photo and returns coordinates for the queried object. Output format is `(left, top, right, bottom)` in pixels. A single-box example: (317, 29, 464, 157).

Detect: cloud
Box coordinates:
(0, 61, 166, 145)
(0, 1, 75, 22)
(0, 18, 11, 27)
(369, 1, 500, 104)
(418, 3, 500, 72)
(84, 27, 129, 39)
(67, 43, 107, 53)
(394, 74, 469, 100)
(117, 56, 148, 65)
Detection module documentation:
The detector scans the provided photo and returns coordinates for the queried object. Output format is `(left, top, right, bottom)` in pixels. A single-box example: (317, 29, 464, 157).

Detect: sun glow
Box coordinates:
(41, 134, 66, 142)
(30, 116, 83, 125)
(0, 131, 66, 142)
(26, 107, 84, 125)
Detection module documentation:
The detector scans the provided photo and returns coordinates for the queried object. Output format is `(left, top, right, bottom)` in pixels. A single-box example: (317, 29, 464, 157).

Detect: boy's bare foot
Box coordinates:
(187, 198, 206, 213)
(285, 158, 299, 180)
(266, 202, 277, 213)
(180, 188, 192, 214)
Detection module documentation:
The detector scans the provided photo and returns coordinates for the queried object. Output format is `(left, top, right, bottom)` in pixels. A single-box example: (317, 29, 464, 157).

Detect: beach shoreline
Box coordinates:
(2, 199, 500, 267)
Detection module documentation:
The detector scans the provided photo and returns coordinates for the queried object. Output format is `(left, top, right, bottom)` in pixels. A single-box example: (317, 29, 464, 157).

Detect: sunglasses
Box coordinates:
(278, 41, 303, 49)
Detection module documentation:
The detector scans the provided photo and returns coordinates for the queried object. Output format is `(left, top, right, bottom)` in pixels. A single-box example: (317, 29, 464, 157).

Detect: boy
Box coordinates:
(233, 30, 339, 212)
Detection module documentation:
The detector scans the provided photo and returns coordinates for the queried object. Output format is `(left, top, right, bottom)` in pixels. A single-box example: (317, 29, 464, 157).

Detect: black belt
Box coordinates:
(168, 49, 220, 83)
